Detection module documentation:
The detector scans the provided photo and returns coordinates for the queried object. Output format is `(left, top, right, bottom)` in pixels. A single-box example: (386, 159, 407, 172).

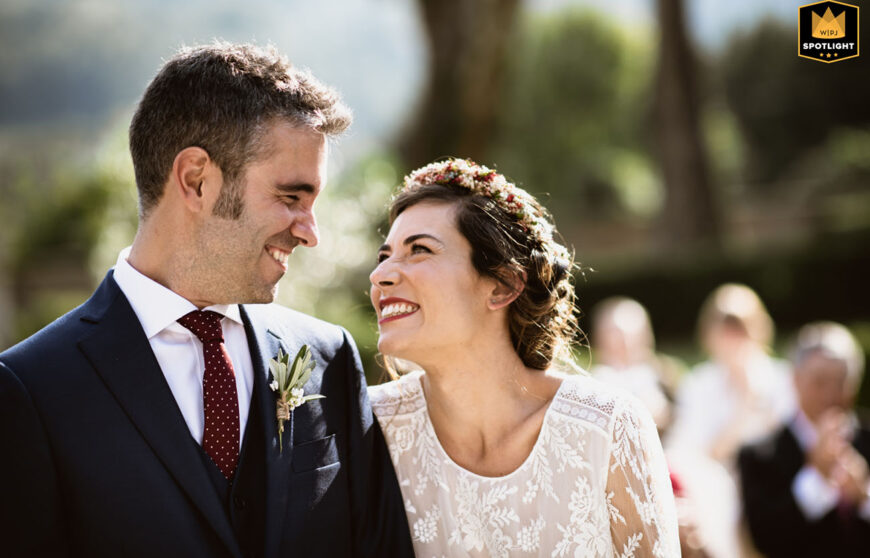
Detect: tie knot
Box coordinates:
(178, 310, 225, 344)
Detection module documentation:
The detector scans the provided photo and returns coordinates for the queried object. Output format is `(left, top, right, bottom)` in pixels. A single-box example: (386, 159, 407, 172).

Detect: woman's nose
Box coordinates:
(370, 260, 399, 287)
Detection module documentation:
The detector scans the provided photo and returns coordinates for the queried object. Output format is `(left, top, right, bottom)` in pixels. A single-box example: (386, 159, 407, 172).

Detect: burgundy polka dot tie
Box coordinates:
(178, 310, 240, 480)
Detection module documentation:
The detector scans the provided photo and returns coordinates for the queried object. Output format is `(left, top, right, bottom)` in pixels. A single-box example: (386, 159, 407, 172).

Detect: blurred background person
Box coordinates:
(591, 296, 680, 432)
(666, 283, 795, 557)
(590, 296, 738, 558)
(739, 321, 869, 557)
(667, 446, 743, 558)
(667, 283, 795, 467)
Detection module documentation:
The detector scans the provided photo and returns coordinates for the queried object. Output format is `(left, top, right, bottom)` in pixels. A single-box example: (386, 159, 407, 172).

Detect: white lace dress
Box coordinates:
(369, 370, 680, 558)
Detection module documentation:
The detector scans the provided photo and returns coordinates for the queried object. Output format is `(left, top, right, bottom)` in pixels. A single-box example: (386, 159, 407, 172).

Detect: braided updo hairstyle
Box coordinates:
(389, 159, 579, 371)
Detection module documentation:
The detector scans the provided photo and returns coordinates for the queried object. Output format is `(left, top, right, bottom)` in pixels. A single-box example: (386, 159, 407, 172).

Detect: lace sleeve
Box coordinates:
(606, 396, 681, 558)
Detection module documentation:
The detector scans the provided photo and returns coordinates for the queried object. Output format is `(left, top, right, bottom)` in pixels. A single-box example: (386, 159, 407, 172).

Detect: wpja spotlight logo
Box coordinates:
(799, 1, 859, 63)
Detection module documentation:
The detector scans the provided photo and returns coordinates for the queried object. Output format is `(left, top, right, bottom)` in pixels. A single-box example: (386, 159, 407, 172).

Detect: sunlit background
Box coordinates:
(1, 0, 868, 393)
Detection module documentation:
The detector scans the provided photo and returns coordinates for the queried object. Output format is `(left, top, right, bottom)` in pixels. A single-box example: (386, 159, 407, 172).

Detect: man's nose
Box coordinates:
(292, 209, 319, 248)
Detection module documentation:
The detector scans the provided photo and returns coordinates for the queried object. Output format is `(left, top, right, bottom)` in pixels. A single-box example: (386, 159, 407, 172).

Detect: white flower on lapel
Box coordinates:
(268, 345, 325, 453)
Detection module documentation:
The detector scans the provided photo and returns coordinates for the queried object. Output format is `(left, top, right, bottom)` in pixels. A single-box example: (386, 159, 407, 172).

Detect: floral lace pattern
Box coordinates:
(369, 370, 680, 558)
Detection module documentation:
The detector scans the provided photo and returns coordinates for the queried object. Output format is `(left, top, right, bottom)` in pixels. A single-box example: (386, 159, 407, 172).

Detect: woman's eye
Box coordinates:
(377, 253, 389, 263)
(411, 244, 431, 254)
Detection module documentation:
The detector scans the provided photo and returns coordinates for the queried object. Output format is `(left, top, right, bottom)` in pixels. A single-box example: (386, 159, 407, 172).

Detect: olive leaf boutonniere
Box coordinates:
(269, 345, 325, 452)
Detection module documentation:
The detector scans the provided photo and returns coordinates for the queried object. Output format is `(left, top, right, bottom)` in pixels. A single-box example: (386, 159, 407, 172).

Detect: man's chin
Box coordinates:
(248, 283, 280, 304)
(227, 281, 280, 305)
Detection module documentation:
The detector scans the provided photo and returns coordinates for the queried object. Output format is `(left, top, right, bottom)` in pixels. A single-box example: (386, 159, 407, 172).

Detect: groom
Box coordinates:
(0, 43, 413, 557)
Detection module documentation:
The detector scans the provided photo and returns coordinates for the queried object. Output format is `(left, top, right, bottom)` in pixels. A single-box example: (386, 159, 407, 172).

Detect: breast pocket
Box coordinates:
(292, 434, 339, 473)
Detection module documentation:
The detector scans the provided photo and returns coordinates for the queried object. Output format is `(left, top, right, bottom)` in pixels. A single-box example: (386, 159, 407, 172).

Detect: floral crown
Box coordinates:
(400, 158, 570, 262)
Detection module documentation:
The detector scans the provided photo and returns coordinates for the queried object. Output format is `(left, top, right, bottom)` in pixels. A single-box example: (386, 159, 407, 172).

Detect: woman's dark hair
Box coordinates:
(388, 173, 579, 371)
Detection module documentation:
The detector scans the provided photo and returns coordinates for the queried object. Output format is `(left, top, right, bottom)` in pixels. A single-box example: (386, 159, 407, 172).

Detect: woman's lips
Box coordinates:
(378, 298, 420, 324)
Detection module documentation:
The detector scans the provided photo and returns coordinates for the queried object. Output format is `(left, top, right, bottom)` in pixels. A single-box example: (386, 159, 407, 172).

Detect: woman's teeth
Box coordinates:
(268, 247, 290, 266)
(381, 303, 419, 319)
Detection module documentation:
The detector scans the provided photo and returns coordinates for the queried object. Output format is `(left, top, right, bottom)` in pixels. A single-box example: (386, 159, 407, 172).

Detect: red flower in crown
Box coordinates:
(399, 158, 570, 265)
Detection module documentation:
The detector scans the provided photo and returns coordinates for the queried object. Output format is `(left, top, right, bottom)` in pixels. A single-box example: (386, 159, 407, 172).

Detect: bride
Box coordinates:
(368, 158, 679, 557)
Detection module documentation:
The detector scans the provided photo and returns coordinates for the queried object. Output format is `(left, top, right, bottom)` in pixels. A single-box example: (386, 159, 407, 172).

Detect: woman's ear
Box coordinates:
(487, 270, 526, 310)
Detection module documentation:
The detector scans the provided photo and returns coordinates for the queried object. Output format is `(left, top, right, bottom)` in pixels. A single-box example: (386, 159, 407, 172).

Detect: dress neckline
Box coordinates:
(411, 370, 567, 481)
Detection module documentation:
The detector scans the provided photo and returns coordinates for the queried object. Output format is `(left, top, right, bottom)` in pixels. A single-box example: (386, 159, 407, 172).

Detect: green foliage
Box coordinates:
(12, 289, 87, 342)
(720, 18, 870, 186)
(5, 163, 136, 342)
(1, 120, 139, 344)
(11, 171, 115, 271)
(492, 9, 659, 226)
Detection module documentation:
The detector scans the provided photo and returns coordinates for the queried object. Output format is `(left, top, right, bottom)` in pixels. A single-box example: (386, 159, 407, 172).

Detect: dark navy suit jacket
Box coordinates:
(0, 272, 413, 557)
(739, 420, 870, 558)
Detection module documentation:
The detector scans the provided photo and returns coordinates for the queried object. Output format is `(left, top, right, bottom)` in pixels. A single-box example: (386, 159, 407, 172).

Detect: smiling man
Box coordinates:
(0, 43, 413, 558)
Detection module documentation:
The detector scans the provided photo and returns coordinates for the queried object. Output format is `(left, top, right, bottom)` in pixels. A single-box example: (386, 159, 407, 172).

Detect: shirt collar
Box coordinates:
(113, 246, 243, 339)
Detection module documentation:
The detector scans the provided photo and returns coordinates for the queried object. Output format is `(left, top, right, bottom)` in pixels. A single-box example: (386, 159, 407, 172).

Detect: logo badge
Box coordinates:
(799, 1, 859, 63)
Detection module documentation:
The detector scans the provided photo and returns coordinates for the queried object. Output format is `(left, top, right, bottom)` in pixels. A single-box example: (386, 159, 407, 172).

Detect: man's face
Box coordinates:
(192, 120, 327, 305)
(794, 352, 851, 423)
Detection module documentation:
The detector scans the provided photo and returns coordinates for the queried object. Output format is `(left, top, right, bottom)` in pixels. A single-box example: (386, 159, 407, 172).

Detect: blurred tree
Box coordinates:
(652, 0, 719, 248)
(721, 19, 870, 187)
(0, 118, 139, 347)
(8, 162, 138, 340)
(398, 0, 520, 169)
(491, 9, 660, 243)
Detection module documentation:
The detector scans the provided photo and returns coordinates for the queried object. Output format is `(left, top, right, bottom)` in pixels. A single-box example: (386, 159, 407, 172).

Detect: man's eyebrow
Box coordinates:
(276, 183, 316, 195)
(377, 233, 442, 254)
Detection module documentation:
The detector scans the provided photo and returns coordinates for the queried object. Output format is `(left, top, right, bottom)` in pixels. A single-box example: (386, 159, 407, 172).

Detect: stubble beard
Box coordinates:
(190, 215, 280, 305)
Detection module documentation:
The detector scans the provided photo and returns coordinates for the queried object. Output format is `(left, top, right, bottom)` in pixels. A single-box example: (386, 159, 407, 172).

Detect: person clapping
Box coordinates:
(739, 321, 870, 557)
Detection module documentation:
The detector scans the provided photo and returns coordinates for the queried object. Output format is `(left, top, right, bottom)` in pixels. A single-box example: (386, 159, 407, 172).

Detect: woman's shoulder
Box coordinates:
(368, 369, 426, 419)
(549, 371, 645, 430)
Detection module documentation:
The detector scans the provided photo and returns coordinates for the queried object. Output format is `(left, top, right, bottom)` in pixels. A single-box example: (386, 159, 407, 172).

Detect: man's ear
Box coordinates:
(486, 270, 526, 310)
(171, 147, 214, 213)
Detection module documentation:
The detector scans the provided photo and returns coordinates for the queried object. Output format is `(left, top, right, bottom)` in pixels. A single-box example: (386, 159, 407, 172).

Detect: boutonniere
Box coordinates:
(269, 345, 325, 452)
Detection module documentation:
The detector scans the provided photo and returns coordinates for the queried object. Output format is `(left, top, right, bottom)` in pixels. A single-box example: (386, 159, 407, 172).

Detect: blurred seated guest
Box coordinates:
(591, 296, 680, 431)
(738, 321, 869, 558)
(666, 284, 795, 466)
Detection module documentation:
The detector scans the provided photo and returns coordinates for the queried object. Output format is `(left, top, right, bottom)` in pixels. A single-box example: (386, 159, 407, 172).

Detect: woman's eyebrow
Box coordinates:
(378, 233, 443, 254)
(403, 233, 442, 246)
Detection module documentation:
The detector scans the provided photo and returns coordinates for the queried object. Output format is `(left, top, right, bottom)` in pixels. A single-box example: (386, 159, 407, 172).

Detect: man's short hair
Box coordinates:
(129, 42, 352, 218)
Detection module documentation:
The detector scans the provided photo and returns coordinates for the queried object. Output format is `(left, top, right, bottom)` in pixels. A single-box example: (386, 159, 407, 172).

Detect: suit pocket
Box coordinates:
(292, 434, 338, 473)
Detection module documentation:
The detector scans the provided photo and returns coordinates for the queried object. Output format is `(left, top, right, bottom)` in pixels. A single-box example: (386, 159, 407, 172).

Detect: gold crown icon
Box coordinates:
(812, 6, 846, 39)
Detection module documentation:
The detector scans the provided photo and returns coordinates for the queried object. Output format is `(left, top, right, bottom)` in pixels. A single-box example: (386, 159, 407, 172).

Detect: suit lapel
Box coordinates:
(77, 275, 242, 558)
(240, 305, 298, 558)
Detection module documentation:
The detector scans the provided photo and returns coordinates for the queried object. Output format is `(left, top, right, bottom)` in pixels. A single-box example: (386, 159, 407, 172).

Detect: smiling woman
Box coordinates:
(367, 158, 681, 557)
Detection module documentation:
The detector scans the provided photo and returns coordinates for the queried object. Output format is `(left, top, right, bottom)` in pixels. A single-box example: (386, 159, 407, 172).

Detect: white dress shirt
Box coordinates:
(789, 409, 870, 521)
(112, 247, 255, 449)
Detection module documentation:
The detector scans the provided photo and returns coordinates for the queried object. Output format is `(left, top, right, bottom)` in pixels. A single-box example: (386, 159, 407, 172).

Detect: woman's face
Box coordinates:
(705, 321, 752, 365)
(369, 201, 495, 363)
